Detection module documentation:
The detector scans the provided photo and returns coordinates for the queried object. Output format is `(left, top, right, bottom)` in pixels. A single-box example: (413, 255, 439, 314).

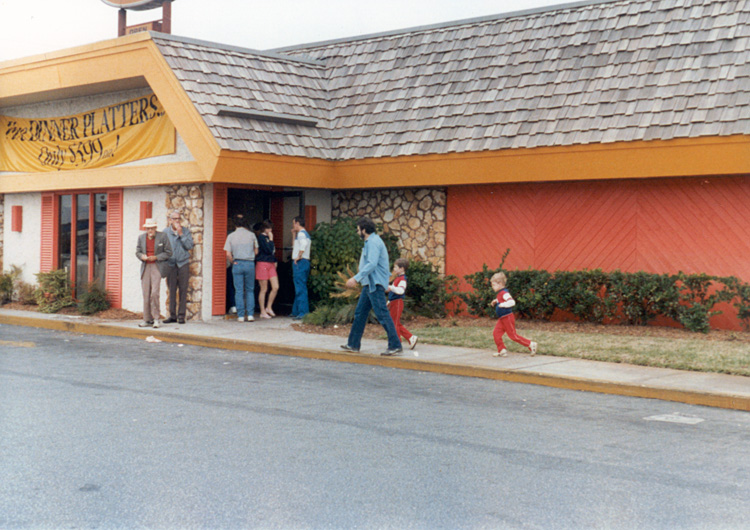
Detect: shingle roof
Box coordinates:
(154, 0, 750, 161)
(154, 35, 335, 158)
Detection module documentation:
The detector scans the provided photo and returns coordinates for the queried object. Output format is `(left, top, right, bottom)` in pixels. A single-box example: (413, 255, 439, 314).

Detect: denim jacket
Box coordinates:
(354, 233, 391, 292)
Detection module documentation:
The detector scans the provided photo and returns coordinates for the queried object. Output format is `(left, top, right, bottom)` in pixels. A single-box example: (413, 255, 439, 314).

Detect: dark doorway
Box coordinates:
(225, 188, 303, 316)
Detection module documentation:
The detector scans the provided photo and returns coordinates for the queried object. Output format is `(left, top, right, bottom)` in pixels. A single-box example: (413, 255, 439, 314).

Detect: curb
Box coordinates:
(2, 313, 749, 412)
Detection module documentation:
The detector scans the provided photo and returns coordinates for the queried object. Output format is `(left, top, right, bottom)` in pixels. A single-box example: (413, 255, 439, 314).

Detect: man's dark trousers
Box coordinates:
(347, 285, 402, 351)
(167, 263, 189, 320)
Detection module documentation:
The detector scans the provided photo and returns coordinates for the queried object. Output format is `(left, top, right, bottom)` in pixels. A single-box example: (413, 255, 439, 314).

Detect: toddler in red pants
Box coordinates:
(490, 272, 537, 357)
(387, 258, 418, 349)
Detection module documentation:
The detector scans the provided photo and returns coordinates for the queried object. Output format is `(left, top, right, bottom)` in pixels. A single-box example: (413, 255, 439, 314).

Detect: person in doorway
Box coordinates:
(340, 217, 402, 356)
(136, 218, 172, 329)
(163, 210, 194, 324)
(224, 214, 258, 322)
(490, 271, 538, 357)
(387, 258, 418, 349)
(290, 216, 311, 319)
(256, 220, 279, 319)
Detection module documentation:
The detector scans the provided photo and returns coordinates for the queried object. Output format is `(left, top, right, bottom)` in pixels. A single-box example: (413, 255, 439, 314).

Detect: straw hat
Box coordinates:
(143, 218, 158, 228)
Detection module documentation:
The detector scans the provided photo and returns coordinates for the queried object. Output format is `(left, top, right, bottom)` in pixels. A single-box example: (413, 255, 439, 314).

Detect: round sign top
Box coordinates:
(100, 0, 171, 11)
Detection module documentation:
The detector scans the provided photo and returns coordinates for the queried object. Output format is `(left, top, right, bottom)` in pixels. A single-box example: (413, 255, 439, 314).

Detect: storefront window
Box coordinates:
(58, 193, 107, 297)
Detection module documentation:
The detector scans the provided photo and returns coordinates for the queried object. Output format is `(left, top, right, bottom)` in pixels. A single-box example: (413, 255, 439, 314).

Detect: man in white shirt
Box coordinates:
(291, 216, 311, 319)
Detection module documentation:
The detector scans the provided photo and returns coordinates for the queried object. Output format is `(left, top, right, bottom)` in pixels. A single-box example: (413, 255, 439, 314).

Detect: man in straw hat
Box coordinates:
(136, 218, 172, 328)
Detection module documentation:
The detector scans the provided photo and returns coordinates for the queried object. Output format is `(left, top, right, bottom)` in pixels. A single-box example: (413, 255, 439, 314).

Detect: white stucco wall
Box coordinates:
(2, 193, 41, 285)
(306, 189, 332, 226)
(122, 186, 170, 317)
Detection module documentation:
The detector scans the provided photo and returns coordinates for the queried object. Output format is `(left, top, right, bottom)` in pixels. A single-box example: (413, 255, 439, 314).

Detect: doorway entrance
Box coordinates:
(219, 187, 305, 316)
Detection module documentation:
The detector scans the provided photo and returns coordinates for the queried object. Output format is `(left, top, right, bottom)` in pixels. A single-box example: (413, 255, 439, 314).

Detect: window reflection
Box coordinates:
(58, 192, 108, 297)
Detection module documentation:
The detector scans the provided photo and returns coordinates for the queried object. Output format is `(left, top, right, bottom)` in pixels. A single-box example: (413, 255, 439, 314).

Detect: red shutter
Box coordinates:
(40, 193, 57, 272)
(212, 184, 228, 315)
(304, 205, 317, 231)
(11, 205, 22, 232)
(139, 201, 153, 230)
(270, 197, 284, 261)
(106, 189, 124, 308)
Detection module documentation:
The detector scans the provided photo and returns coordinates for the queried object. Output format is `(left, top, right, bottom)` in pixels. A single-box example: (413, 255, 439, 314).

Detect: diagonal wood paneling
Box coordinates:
(534, 181, 638, 273)
(446, 184, 535, 283)
(636, 177, 750, 278)
(447, 175, 750, 283)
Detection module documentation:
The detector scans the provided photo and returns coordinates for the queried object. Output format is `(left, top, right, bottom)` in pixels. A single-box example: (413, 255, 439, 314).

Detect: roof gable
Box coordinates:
(153, 34, 335, 159)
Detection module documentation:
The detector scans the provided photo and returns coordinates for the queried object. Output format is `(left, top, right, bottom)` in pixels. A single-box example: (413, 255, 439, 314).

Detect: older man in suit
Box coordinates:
(136, 218, 172, 328)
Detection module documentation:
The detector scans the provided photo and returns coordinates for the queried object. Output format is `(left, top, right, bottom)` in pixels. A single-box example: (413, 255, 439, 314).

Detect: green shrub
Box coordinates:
(309, 217, 399, 308)
(0, 265, 24, 304)
(405, 260, 458, 317)
(77, 283, 111, 315)
(460, 249, 511, 317)
(608, 271, 682, 326)
(720, 276, 750, 330)
(506, 269, 555, 320)
(15, 280, 37, 305)
(302, 300, 388, 327)
(461, 253, 750, 332)
(35, 269, 75, 313)
(549, 269, 615, 323)
(0, 272, 12, 304)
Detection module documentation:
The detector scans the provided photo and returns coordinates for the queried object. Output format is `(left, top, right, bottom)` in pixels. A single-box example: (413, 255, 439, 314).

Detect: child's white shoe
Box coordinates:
(530, 341, 538, 356)
(408, 335, 419, 349)
(493, 349, 508, 357)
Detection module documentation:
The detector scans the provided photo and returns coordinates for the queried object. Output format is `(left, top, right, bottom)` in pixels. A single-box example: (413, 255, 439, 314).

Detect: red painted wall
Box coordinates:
(446, 176, 750, 329)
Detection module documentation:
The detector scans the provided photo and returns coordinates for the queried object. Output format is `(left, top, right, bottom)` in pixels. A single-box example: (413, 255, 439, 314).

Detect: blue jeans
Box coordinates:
(347, 285, 402, 351)
(292, 259, 310, 317)
(232, 260, 255, 318)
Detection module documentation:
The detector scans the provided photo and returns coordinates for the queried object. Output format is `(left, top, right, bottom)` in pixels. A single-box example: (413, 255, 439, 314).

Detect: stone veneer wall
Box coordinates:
(165, 185, 205, 320)
(332, 189, 446, 274)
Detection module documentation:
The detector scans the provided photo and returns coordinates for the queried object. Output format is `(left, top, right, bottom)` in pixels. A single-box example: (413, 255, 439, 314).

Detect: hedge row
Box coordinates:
(462, 255, 750, 333)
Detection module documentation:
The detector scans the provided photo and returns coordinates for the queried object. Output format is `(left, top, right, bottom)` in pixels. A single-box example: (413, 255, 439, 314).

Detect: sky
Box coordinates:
(0, 0, 574, 62)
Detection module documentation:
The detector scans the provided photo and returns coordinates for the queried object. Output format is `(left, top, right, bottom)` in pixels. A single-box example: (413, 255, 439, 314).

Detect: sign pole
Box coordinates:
(118, 8, 127, 36)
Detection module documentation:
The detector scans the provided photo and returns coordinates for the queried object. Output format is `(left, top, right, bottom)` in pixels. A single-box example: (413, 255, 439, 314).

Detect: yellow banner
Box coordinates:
(0, 94, 175, 172)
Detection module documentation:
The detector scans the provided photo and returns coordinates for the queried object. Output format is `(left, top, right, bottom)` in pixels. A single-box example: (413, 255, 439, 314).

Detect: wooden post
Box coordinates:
(118, 8, 127, 36)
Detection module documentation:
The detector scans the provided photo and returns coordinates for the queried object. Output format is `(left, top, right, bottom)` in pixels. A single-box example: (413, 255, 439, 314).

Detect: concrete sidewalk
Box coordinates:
(1, 307, 748, 412)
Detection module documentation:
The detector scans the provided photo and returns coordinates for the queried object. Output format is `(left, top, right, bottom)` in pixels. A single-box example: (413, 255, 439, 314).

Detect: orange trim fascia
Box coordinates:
(212, 151, 337, 188)
(330, 135, 750, 188)
(0, 34, 220, 182)
(0, 161, 204, 193)
(212, 135, 750, 189)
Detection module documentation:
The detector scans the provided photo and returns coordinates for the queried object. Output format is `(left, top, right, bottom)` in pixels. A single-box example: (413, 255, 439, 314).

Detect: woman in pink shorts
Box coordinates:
(255, 221, 279, 318)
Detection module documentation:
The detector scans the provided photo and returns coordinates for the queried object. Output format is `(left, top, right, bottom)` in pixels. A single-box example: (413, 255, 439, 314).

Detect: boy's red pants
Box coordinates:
(388, 299, 413, 341)
(493, 313, 531, 351)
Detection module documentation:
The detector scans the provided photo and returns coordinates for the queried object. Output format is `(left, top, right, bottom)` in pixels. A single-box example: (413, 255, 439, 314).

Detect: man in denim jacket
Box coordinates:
(163, 210, 194, 324)
(340, 217, 403, 356)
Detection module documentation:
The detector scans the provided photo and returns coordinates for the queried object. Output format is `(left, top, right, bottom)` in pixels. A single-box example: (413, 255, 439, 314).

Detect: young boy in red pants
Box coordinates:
(490, 272, 537, 357)
(387, 258, 418, 349)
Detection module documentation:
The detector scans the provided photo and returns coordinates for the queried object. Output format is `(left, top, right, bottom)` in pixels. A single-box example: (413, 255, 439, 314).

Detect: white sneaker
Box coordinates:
(229, 306, 237, 314)
(493, 349, 508, 357)
(153, 320, 161, 329)
(138, 321, 152, 328)
(408, 335, 419, 349)
(237, 316, 244, 322)
(530, 341, 538, 356)
(246, 315, 255, 322)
